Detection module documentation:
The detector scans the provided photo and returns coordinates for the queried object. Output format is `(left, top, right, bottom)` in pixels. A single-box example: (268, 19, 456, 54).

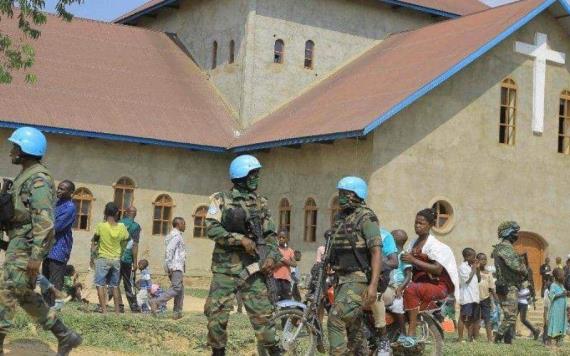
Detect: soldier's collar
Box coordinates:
(231, 187, 255, 199)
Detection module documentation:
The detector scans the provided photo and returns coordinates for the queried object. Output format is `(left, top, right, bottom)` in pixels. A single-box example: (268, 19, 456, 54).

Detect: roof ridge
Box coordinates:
(38, 8, 171, 36)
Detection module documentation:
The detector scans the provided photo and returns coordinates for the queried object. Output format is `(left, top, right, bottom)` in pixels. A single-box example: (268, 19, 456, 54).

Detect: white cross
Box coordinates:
(515, 32, 565, 135)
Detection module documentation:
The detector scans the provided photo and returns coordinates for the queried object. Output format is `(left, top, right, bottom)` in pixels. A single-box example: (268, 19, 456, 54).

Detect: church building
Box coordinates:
(1, 0, 569, 282)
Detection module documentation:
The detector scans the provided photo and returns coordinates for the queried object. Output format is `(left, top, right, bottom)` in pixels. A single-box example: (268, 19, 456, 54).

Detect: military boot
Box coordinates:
(266, 345, 283, 356)
(212, 348, 225, 356)
(50, 319, 82, 356)
(494, 332, 503, 343)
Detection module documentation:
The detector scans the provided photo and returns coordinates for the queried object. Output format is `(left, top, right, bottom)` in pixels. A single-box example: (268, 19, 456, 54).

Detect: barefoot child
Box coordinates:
(476, 253, 497, 342)
(547, 268, 568, 347)
(458, 248, 480, 342)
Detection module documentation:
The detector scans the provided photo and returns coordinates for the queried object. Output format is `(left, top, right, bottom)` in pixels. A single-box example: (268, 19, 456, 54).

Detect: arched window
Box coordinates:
(193, 205, 208, 238)
(278, 198, 291, 237)
(304, 198, 318, 242)
(113, 177, 135, 220)
(274, 39, 284, 64)
(559, 90, 570, 154)
(152, 194, 174, 236)
(72, 188, 93, 231)
(330, 196, 340, 227)
(212, 41, 218, 69)
(499, 78, 517, 145)
(304, 40, 314, 69)
(229, 40, 235, 64)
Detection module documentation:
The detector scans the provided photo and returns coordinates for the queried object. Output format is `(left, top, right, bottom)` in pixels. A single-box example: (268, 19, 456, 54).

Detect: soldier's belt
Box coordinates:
(239, 262, 261, 280)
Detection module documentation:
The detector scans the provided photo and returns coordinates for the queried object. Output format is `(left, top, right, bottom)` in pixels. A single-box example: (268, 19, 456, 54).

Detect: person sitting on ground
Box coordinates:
(136, 259, 152, 313)
(475, 253, 498, 342)
(457, 248, 480, 343)
(36, 274, 67, 309)
(386, 229, 412, 343)
(547, 268, 568, 347)
(401, 208, 459, 348)
(63, 265, 86, 303)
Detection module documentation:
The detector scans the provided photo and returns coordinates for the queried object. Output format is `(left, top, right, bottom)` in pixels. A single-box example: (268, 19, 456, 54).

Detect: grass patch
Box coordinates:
(185, 288, 210, 299)
(5, 305, 570, 355)
(6, 304, 257, 355)
(442, 333, 570, 355)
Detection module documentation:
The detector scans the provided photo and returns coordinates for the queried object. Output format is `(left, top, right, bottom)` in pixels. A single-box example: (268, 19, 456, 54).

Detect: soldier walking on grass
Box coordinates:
(492, 221, 528, 344)
(328, 176, 383, 355)
(0, 127, 82, 356)
(204, 155, 282, 356)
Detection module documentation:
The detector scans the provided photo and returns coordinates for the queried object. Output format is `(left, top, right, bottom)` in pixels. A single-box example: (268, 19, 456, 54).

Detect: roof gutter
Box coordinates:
(231, 130, 364, 153)
(378, 0, 460, 18)
(115, 0, 179, 24)
(0, 120, 226, 153)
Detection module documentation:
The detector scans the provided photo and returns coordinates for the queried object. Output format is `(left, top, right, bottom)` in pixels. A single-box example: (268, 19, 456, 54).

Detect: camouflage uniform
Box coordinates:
(0, 163, 57, 333)
(204, 188, 282, 351)
(328, 204, 382, 356)
(492, 239, 527, 340)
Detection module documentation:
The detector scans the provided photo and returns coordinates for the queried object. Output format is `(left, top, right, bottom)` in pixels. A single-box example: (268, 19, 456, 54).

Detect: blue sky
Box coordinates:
(43, 0, 514, 22)
(44, 0, 149, 21)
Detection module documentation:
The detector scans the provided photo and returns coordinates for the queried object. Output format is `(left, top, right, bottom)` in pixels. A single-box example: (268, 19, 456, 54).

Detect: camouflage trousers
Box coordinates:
(328, 281, 368, 356)
(0, 237, 57, 334)
(497, 286, 518, 338)
(204, 272, 278, 349)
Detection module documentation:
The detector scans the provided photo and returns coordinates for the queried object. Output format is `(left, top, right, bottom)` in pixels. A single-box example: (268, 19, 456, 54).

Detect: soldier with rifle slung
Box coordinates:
(204, 155, 282, 356)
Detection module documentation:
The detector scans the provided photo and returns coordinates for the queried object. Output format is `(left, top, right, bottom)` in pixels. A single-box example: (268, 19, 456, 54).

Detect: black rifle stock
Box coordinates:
(311, 230, 334, 312)
(246, 211, 279, 304)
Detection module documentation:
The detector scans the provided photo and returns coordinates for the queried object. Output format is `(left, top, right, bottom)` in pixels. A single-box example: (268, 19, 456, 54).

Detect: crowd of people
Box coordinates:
(0, 126, 568, 356)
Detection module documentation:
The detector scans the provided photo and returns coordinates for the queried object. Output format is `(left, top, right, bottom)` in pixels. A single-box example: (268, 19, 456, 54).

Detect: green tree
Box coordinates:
(0, 0, 82, 84)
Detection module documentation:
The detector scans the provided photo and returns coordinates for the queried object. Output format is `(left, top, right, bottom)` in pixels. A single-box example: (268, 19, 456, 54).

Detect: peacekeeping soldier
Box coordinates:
(204, 155, 282, 356)
(328, 176, 382, 355)
(492, 221, 528, 344)
(0, 127, 82, 355)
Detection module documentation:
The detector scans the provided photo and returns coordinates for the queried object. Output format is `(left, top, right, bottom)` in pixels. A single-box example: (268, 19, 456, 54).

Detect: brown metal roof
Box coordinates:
(400, 0, 489, 15)
(232, 0, 545, 150)
(0, 12, 237, 151)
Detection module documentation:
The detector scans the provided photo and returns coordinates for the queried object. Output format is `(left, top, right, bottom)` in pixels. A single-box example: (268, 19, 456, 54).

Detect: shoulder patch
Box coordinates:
(208, 203, 219, 216)
(32, 177, 46, 188)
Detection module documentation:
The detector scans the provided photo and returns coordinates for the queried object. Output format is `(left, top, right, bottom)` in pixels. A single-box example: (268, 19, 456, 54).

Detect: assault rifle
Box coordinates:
(0, 178, 13, 251)
(309, 229, 334, 310)
(242, 210, 279, 304)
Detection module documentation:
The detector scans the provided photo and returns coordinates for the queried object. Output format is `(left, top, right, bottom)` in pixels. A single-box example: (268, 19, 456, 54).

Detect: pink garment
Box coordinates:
(273, 246, 295, 281)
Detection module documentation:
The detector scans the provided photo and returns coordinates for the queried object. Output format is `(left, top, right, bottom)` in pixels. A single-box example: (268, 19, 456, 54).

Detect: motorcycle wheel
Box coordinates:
(271, 308, 319, 355)
(417, 316, 443, 356)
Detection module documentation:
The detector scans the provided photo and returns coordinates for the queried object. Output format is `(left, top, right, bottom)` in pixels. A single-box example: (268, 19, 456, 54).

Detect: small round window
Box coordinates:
(431, 199, 455, 234)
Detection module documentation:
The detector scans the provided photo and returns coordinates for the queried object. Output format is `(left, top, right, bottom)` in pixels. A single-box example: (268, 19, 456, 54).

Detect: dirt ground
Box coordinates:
(4, 339, 134, 355)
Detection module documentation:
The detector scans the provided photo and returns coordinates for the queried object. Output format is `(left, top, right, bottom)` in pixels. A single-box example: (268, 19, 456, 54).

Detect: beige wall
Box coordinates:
(134, 0, 436, 127)
(0, 131, 232, 275)
(244, 0, 436, 125)
(367, 12, 570, 263)
(137, 0, 249, 117)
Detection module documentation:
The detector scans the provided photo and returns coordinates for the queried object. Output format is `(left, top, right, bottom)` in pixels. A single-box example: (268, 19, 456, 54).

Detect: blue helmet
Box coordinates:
(337, 176, 368, 200)
(8, 127, 47, 157)
(229, 155, 262, 179)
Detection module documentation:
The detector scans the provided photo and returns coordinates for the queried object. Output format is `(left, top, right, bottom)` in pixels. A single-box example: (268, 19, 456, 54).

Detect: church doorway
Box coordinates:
(513, 231, 547, 290)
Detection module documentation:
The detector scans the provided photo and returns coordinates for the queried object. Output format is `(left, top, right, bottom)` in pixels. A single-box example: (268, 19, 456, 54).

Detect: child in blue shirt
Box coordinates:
(388, 230, 412, 340)
(136, 259, 152, 312)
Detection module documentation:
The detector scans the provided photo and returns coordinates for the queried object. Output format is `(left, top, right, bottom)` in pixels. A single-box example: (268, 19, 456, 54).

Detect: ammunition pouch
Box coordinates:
(221, 206, 247, 235)
(0, 192, 14, 230)
(331, 245, 371, 273)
